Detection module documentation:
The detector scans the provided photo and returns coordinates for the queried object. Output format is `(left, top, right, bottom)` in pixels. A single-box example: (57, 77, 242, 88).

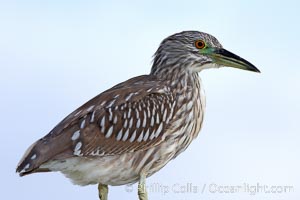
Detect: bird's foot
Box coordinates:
(98, 184, 108, 200)
(138, 174, 148, 200)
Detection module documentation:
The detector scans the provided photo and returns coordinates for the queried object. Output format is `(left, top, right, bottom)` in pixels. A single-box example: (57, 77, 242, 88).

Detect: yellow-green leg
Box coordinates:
(138, 174, 148, 200)
(98, 184, 108, 200)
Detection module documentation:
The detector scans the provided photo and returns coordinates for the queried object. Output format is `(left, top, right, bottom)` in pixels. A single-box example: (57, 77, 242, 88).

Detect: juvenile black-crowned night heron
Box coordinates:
(17, 31, 259, 200)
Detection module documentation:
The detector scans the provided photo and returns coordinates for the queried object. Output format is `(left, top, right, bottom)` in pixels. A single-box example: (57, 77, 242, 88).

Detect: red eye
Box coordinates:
(195, 40, 206, 49)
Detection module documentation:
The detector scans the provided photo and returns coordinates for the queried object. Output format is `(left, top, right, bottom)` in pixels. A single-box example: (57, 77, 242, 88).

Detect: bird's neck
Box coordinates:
(151, 64, 201, 94)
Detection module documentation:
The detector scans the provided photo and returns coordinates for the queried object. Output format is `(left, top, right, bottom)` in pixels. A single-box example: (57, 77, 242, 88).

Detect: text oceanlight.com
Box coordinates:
(125, 182, 294, 195)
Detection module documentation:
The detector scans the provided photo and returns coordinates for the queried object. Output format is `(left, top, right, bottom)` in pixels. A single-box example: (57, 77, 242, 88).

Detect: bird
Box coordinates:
(16, 31, 260, 200)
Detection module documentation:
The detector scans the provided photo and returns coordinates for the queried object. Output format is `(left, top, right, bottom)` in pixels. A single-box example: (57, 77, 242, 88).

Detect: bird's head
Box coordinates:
(151, 31, 260, 75)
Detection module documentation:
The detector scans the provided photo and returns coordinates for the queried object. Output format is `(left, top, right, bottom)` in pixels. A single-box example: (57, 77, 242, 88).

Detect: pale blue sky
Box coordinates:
(1, 0, 299, 199)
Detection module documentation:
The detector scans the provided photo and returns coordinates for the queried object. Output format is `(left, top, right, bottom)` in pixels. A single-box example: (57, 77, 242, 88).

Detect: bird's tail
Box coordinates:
(16, 140, 40, 176)
(16, 131, 73, 176)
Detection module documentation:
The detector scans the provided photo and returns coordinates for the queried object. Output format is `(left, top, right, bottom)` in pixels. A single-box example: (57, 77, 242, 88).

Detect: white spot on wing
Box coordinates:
(122, 129, 129, 141)
(25, 163, 30, 170)
(143, 129, 150, 141)
(80, 119, 86, 129)
(74, 142, 82, 156)
(87, 105, 95, 112)
(20, 163, 30, 173)
(100, 101, 107, 106)
(150, 116, 154, 126)
(106, 99, 116, 108)
(142, 111, 147, 127)
(152, 107, 155, 116)
(136, 119, 141, 128)
(161, 104, 164, 113)
(127, 108, 132, 118)
(108, 108, 113, 121)
(137, 131, 144, 142)
(162, 110, 167, 122)
(31, 154, 37, 160)
(116, 129, 123, 141)
(100, 116, 106, 133)
(130, 130, 137, 142)
(123, 119, 128, 128)
(90, 111, 96, 123)
(129, 118, 133, 128)
(113, 115, 118, 124)
(147, 107, 151, 118)
(71, 130, 80, 141)
(149, 129, 156, 140)
(156, 113, 160, 124)
(74, 110, 82, 116)
(105, 126, 114, 138)
(125, 93, 134, 101)
(155, 123, 164, 137)
(167, 102, 176, 123)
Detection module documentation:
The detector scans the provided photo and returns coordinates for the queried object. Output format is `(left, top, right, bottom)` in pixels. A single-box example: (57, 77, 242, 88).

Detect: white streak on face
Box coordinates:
(192, 63, 219, 72)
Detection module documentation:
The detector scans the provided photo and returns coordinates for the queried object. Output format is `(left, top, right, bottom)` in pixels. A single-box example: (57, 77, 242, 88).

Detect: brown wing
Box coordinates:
(16, 75, 176, 176)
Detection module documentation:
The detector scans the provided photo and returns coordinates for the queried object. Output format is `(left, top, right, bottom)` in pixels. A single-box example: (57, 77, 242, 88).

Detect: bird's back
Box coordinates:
(16, 71, 205, 185)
